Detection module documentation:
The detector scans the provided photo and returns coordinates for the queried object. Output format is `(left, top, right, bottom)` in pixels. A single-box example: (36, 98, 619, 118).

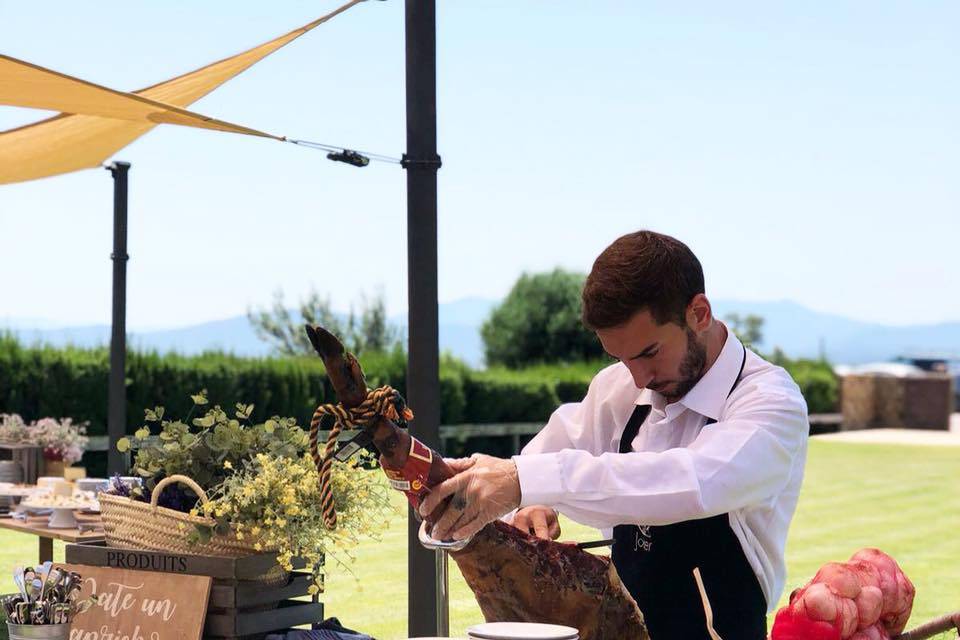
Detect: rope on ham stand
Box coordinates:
(310, 386, 414, 528)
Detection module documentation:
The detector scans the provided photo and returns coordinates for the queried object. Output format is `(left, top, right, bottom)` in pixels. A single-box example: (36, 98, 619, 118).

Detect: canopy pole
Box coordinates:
(107, 161, 130, 476)
(403, 0, 443, 635)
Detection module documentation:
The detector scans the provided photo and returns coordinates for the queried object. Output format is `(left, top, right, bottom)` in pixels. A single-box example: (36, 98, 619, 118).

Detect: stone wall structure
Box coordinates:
(841, 373, 953, 430)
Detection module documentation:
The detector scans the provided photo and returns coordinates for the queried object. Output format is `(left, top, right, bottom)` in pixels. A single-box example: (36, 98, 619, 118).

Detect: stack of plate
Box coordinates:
(466, 623, 579, 640)
(0, 461, 23, 508)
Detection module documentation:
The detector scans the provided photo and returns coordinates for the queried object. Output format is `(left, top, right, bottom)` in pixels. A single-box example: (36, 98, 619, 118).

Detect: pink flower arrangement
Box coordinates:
(30, 417, 90, 465)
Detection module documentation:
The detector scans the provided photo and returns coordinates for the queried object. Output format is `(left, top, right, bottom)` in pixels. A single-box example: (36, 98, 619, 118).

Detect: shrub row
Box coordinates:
(0, 335, 839, 438)
(0, 337, 590, 434)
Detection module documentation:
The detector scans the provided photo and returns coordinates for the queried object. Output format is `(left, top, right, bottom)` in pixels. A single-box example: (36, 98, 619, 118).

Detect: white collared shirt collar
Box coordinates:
(634, 325, 744, 422)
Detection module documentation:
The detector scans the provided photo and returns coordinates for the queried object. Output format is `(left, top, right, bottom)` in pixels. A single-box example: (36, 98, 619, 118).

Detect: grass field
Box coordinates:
(0, 439, 957, 638)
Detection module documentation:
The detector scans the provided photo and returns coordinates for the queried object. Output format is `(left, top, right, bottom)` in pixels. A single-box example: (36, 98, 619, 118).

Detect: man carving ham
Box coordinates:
(420, 230, 810, 640)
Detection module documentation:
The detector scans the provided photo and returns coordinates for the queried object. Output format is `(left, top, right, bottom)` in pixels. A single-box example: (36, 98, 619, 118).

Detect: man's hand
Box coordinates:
(513, 505, 561, 540)
(418, 453, 521, 541)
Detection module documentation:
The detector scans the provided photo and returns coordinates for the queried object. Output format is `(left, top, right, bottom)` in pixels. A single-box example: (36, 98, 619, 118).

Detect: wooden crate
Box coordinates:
(205, 601, 323, 638)
(65, 540, 310, 578)
(66, 542, 324, 638)
(211, 572, 316, 609)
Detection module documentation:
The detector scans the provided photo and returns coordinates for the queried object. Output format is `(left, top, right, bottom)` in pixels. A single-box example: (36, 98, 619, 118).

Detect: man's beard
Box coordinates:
(659, 328, 707, 402)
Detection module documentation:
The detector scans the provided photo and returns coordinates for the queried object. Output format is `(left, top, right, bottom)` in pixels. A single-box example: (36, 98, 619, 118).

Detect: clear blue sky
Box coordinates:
(1, 1, 957, 329)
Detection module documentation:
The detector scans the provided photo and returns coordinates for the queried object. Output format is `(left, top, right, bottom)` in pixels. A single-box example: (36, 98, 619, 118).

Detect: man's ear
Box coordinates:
(686, 294, 713, 332)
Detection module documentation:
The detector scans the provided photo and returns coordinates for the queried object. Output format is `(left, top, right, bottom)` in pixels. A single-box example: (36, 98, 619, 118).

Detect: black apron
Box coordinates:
(611, 346, 767, 640)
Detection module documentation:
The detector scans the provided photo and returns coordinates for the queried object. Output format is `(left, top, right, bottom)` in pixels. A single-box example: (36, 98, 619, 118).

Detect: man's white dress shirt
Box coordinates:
(511, 328, 808, 611)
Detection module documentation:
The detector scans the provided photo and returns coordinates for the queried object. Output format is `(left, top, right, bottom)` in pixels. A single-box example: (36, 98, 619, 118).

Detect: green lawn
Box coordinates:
(0, 440, 957, 639)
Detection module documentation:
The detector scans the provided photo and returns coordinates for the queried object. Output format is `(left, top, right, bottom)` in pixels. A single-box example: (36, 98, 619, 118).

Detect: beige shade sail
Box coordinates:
(0, 0, 363, 184)
(0, 55, 283, 136)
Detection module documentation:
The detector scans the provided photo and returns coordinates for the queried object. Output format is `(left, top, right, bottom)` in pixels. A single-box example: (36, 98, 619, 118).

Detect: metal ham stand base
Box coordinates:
(419, 520, 472, 636)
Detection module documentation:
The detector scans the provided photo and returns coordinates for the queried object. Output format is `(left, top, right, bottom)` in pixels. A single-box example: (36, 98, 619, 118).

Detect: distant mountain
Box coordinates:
(2, 298, 498, 366)
(711, 300, 960, 363)
(3, 298, 959, 366)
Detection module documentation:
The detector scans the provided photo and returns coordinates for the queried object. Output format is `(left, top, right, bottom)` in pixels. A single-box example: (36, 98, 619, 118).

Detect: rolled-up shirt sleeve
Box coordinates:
(500, 371, 612, 525)
(512, 380, 808, 530)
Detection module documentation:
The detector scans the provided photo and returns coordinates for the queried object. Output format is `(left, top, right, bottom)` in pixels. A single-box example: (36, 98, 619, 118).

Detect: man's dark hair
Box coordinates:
(581, 230, 705, 330)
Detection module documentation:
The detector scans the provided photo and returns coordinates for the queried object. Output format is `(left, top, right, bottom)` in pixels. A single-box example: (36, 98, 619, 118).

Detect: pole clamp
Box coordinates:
(401, 154, 442, 170)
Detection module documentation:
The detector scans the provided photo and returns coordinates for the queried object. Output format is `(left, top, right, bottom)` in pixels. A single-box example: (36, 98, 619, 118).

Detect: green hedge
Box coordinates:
(0, 336, 566, 434)
(777, 358, 839, 415)
(0, 335, 838, 439)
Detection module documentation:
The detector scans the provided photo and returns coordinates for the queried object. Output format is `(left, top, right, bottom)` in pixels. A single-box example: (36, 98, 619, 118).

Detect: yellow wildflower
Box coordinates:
(223, 460, 233, 469)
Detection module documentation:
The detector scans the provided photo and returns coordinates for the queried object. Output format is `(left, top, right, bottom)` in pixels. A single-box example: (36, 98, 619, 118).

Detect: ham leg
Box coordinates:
(305, 325, 649, 640)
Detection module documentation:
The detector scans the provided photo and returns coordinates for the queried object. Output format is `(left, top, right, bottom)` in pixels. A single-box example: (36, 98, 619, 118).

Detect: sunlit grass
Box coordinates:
(0, 440, 956, 639)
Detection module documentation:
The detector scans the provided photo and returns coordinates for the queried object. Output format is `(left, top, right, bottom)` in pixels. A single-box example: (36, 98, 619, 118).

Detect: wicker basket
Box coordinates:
(99, 474, 286, 584)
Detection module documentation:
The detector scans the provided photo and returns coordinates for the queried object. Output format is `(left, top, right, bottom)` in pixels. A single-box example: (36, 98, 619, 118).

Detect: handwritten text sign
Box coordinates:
(58, 563, 212, 640)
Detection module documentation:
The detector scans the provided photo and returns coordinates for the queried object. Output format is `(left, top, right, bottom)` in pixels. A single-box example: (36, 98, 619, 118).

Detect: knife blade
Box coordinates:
(576, 538, 615, 550)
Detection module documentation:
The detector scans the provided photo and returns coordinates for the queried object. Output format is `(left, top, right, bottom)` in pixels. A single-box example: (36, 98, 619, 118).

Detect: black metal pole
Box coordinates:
(403, 0, 442, 635)
(107, 162, 130, 476)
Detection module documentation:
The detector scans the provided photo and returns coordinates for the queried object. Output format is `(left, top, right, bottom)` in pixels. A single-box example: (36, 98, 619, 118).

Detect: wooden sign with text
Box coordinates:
(58, 563, 212, 640)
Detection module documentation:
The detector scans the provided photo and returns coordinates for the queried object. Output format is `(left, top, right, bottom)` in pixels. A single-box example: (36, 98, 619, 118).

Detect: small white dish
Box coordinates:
(467, 622, 579, 640)
(76, 478, 109, 493)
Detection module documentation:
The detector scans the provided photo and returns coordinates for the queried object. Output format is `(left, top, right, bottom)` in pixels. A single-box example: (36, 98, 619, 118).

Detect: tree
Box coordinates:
(354, 292, 396, 353)
(481, 269, 604, 367)
(724, 313, 764, 350)
(247, 288, 400, 357)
